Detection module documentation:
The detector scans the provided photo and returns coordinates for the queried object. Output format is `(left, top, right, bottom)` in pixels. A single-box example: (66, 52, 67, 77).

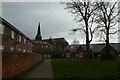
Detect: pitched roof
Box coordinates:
(43, 37, 68, 43)
(34, 40, 52, 46)
(81, 43, 120, 53)
(65, 45, 81, 53)
(52, 37, 67, 42)
(0, 17, 33, 42)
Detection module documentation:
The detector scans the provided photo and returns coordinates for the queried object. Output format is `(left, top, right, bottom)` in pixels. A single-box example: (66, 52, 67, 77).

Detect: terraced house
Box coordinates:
(0, 17, 34, 53)
(0, 17, 68, 57)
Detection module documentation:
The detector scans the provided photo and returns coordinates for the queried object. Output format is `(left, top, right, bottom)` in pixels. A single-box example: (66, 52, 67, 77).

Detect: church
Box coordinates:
(33, 22, 69, 58)
(0, 16, 68, 58)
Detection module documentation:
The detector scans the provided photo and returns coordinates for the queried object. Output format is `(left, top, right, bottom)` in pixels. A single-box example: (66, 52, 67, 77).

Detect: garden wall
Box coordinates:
(2, 53, 42, 78)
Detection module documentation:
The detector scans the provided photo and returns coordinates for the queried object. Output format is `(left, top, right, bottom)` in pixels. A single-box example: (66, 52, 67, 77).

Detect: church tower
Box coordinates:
(35, 22, 42, 41)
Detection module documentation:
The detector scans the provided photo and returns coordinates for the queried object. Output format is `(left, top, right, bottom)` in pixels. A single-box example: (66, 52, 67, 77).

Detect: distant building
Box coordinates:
(33, 41, 53, 53)
(65, 45, 86, 58)
(81, 43, 120, 58)
(100, 45, 119, 59)
(81, 43, 120, 53)
(33, 22, 53, 55)
(43, 37, 68, 55)
(34, 22, 69, 57)
(0, 17, 34, 53)
(0, 17, 69, 57)
(64, 43, 120, 59)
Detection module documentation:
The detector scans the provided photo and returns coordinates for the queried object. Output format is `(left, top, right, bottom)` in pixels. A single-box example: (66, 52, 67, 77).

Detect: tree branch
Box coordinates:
(109, 30, 120, 34)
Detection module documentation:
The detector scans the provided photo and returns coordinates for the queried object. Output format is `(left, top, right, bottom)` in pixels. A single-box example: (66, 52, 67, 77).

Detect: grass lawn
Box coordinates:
(52, 59, 120, 80)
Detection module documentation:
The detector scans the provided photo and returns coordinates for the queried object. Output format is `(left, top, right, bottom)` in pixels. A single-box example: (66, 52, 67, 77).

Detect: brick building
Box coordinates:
(0, 17, 34, 53)
(43, 37, 68, 55)
(34, 22, 68, 57)
(65, 45, 86, 58)
(33, 41, 53, 53)
(33, 22, 53, 55)
(0, 17, 68, 57)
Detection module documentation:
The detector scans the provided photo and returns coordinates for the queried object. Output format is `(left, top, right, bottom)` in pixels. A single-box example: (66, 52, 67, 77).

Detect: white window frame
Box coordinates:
(11, 31, 15, 39)
(23, 49, 26, 52)
(0, 23, 4, 34)
(24, 38, 26, 44)
(18, 48, 21, 51)
(19, 35, 21, 42)
(0, 45, 4, 50)
(10, 47, 14, 51)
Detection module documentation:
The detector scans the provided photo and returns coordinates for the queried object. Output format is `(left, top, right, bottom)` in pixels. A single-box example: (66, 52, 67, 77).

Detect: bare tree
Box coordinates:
(95, 1, 120, 44)
(62, 0, 99, 59)
(95, 1, 120, 54)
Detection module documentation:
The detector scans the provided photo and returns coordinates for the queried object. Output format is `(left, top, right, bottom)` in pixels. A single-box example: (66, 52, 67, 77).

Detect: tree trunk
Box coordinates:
(85, 22, 90, 60)
(86, 39, 90, 59)
(106, 29, 109, 45)
(105, 29, 110, 59)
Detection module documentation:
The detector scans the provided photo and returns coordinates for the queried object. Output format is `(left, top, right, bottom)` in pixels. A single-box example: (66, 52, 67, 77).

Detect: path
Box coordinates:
(23, 59, 54, 79)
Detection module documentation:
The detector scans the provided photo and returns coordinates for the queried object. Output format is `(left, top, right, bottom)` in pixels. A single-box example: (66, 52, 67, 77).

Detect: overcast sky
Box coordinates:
(1, 1, 119, 44)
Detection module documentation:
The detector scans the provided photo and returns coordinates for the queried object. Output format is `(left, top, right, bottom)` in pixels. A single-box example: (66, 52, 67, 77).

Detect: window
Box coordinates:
(19, 35, 21, 42)
(40, 42, 43, 43)
(23, 50, 26, 52)
(11, 31, 14, 39)
(24, 38, 26, 44)
(0, 23, 4, 34)
(0, 45, 4, 50)
(30, 42, 31, 46)
(18, 48, 21, 51)
(10, 47, 14, 51)
(28, 41, 29, 45)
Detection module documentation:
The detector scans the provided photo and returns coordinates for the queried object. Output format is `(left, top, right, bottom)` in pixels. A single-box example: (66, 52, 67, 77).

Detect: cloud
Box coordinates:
(2, 2, 77, 43)
(2, 0, 64, 2)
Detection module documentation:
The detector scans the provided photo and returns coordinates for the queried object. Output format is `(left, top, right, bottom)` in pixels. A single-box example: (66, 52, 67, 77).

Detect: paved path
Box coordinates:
(23, 59, 54, 79)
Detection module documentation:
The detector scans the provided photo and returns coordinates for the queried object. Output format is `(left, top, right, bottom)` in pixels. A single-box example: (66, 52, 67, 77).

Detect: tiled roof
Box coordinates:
(43, 37, 67, 42)
(81, 43, 120, 52)
(65, 45, 81, 53)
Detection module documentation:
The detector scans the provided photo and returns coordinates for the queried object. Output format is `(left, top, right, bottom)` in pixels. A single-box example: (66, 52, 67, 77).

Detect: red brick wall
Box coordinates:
(2, 24, 14, 52)
(2, 53, 42, 78)
(76, 47, 86, 58)
(2, 23, 33, 53)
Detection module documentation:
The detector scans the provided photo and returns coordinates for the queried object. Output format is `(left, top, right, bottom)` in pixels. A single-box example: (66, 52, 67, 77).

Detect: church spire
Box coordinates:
(37, 22, 41, 35)
(35, 22, 42, 41)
